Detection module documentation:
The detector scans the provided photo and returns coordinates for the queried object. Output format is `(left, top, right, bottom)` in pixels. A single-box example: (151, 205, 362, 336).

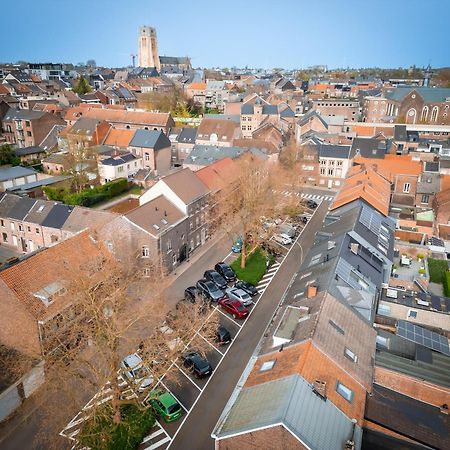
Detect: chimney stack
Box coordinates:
(307, 285, 317, 298)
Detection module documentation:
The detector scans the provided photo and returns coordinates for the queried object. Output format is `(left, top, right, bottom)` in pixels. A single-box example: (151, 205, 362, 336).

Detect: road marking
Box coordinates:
(196, 330, 224, 356)
(223, 251, 233, 262)
(215, 307, 243, 328)
(158, 379, 190, 413)
(143, 428, 165, 443)
(172, 362, 202, 391)
(144, 435, 171, 449)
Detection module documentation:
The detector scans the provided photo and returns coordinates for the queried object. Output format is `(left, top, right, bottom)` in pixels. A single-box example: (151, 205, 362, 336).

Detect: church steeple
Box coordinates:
(423, 64, 432, 87)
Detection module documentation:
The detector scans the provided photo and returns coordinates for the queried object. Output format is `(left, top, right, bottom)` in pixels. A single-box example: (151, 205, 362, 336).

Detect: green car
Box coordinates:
(148, 390, 183, 423)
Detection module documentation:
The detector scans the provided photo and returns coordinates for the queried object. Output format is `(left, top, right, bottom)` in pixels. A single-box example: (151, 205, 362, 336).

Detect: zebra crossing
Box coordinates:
(273, 189, 334, 202)
(255, 261, 281, 294)
(140, 421, 172, 449)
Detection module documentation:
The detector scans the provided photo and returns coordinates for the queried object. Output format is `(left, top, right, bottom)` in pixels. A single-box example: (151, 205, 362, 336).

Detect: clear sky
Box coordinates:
(1, 0, 449, 69)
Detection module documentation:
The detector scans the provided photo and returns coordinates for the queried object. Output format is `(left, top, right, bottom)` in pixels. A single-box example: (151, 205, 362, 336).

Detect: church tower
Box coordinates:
(138, 26, 160, 71)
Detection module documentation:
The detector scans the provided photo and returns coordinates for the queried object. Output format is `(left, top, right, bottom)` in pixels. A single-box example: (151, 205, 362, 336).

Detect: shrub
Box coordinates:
(427, 258, 448, 283)
(418, 268, 426, 275)
(416, 253, 425, 260)
(443, 272, 450, 297)
(78, 403, 155, 450)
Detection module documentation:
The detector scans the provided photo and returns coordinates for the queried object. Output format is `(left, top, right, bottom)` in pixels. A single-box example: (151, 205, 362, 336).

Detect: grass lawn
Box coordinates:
(427, 258, 448, 283)
(79, 403, 155, 450)
(231, 248, 274, 286)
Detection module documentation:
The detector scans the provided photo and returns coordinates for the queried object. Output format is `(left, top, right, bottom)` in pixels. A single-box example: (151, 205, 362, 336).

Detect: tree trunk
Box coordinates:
(240, 240, 246, 269)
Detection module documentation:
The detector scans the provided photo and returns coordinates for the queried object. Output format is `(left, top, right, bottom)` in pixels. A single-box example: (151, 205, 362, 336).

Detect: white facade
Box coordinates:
(98, 156, 143, 184)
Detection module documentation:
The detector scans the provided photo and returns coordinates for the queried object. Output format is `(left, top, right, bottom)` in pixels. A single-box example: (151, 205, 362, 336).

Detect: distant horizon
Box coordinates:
(1, 0, 449, 69)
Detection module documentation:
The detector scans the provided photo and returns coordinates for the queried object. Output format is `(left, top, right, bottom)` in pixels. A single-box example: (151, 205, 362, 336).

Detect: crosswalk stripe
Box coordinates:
(144, 436, 171, 449)
(257, 281, 271, 289)
(143, 429, 165, 443)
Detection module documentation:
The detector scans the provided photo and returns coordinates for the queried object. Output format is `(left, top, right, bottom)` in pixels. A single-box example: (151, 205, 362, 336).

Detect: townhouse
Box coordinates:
(0, 193, 115, 254)
(139, 168, 210, 256)
(311, 99, 360, 122)
(196, 118, 241, 147)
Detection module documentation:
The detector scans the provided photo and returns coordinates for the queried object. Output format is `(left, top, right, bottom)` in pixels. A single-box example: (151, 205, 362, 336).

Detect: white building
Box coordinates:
(98, 153, 142, 184)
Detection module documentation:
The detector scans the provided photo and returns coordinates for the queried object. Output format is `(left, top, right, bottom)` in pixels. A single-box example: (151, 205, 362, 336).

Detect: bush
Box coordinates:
(418, 268, 426, 275)
(443, 272, 450, 297)
(78, 403, 155, 450)
(231, 248, 269, 286)
(43, 186, 70, 201)
(427, 258, 448, 283)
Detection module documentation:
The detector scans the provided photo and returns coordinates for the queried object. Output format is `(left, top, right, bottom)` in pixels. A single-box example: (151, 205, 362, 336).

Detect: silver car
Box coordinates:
(120, 353, 153, 392)
(226, 287, 253, 306)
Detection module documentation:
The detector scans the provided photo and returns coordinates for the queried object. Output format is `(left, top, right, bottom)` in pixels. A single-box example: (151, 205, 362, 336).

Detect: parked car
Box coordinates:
(306, 200, 318, 209)
(235, 280, 258, 296)
(216, 325, 232, 345)
(204, 270, 228, 290)
(214, 262, 237, 282)
(226, 287, 253, 306)
(299, 215, 308, 224)
(273, 233, 293, 245)
(231, 237, 243, 253)
(196, 279, 226, 302)
(218, 298, 249, 319)
(182, 352, 213, 378)
(278, 223, 296, 238)
(120, 354, 153, 392)
(147, 389, 183, 423)
(184, 286, 200, 303)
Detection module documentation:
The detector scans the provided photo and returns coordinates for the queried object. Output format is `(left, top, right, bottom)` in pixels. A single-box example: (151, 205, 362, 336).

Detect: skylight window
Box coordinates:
(336, 381, 354, 402)
(260, 360, 276, 372)
(37, 205, 45, 213)
(161, 218, 168, 225)
(153, 224, 160, 230)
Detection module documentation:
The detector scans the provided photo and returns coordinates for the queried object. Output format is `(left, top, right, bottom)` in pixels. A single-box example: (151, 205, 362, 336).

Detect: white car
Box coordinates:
(226, 287, 253, 306)
(273, 233, 292, 245)
(120, 353, 153, 392)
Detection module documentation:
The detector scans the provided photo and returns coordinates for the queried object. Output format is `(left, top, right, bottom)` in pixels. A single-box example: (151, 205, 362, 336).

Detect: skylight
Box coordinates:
(153, 224, 160, 230)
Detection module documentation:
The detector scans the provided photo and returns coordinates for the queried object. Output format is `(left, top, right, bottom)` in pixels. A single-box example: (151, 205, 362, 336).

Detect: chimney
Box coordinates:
(307, 285, 317, 298)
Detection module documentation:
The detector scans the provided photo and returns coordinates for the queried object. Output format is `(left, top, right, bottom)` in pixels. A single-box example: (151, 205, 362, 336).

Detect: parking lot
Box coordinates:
(60, 197, 322, 450)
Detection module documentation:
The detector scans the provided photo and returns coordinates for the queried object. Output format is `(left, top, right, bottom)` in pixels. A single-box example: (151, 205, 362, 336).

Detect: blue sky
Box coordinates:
(1, 0, 449, 69)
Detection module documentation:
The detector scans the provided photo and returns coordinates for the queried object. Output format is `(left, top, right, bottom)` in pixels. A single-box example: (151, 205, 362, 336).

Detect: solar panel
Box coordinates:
(396, 320, 450, 356)
(430, 295, 443, 312)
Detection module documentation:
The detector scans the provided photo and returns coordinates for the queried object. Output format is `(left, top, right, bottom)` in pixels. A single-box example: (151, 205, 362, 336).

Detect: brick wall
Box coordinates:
(217, 425, 307, 450)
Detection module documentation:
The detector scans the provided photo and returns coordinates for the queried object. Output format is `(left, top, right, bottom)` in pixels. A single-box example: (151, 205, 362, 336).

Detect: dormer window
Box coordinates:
(34, 282, 66, 307)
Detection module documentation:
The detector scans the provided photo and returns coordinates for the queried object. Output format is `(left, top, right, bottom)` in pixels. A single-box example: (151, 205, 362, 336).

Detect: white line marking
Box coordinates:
(223, 251, 233, 262)
(256, 282, 270, 290)
(145, 436, 171, 450)
(196, 330, 224, 356)
(158, 379, 189, 413)
(215, 307, 243, 328)
(172, 362, 202, 391)
(143, 428, 165, 443)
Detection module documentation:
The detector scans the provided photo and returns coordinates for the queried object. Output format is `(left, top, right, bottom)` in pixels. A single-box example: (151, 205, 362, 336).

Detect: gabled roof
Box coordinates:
(184, 145, 246, 167)
(103, 128, 135, 148)
(40, 124, 65, 151)
(3, 108, 46, 121)
(194, 157, 239, 193)
(319, 144, 353, 159)
(41, 204, 74, 228)
(68, 117, 106, 136)
(331, 165, 391, 216)
(297, 109, 328, 129)
(125, 194, 186, 237)
(177, 127, 197, 144)
(129, 129, 171, 150)
(351, 137, 386, 159)
(214, 374, 362, 450)
(100, 153, 137, 166)
(197, 118, 239, 143)
(385, 87, 450, 103)
(161, 168, 209, 204)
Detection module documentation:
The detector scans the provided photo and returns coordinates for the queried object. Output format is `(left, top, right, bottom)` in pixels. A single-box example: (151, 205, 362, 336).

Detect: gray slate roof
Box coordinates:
(319, 144, 353, 159)
(184, 145, 246, 167)
(41, 204, 73, 228)
(3, 108, 46, 121)
(129, 129, 171, 150)
(394, 125, 407, 141)
(100, 153, 137, 166)
(351, 138, 386, 159)
(177, 128, 197, 144)
(15, 146, 45, 157)
(0, 166, 37, 182)
(214, 374, 362, 450)
(385, 87, 450, 103)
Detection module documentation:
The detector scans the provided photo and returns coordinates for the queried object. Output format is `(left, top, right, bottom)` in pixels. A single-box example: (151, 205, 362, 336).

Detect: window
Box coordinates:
(260, 360, 276, 372)
(337, 161, 343, 166)
(328, 168, 334, 176)
(143, 267, 151, 277)
(166, 240, 172, 253)
(172, 254, 177, 265)
(2, 232, 7, 243)
(421, 194, 429, 204)
(344, 348, 358, 362)
(336, 381, 354, 402)
(320, 168, 326, 175)
(142, 246, 150, 257)
(0, 220, 4, 227)
(329, 160, 335, 166)
(10, 222, 15, 231)
(145, 153, 150, 161)
(403, 183, 410, 193)
(18, 224, 23, 231)
(320, 159, 326, 165)
(117, 166, 124, 173)
(431, 106, 439, 122)
(25, 120, 31, 127)
(36, 228, 40, 234)
(407, 309, 418, 319)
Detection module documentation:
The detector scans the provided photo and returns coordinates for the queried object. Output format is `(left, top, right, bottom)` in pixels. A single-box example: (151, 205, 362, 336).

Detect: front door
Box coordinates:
(179, 244, 188, 263)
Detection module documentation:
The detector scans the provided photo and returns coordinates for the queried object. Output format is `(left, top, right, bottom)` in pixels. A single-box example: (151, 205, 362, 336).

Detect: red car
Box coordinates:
(218, 298, 249, 319)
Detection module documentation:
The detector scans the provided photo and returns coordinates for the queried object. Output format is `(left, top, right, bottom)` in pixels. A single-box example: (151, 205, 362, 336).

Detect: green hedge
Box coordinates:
(427, 258, 448, 283)
(44, 178, 129, 207)
(78, 403, 155, 450)
(443, 272, 450, 297)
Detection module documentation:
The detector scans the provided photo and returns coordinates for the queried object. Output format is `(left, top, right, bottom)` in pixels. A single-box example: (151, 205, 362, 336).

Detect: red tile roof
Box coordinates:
(195, 157, 239, 192)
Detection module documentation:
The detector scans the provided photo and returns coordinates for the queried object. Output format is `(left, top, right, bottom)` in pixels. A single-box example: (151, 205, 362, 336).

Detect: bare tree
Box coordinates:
(37, 231, 221, 449)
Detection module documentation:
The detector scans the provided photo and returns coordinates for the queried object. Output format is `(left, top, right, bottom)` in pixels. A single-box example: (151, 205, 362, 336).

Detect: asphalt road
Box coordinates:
(169, 200, 330, 450)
